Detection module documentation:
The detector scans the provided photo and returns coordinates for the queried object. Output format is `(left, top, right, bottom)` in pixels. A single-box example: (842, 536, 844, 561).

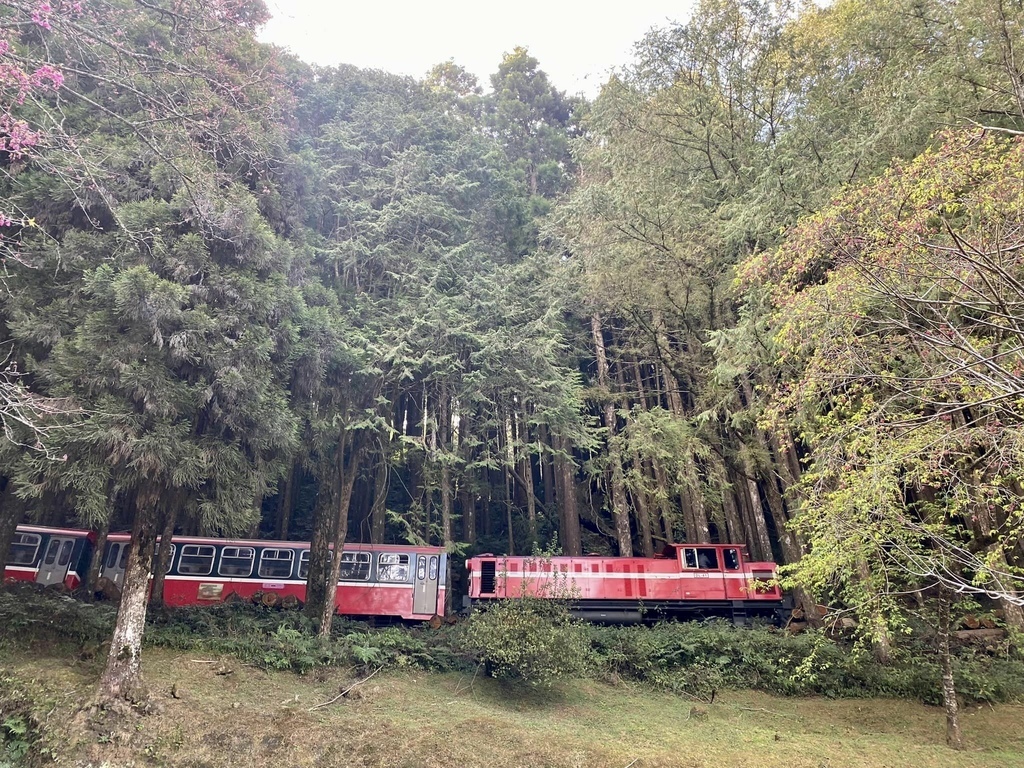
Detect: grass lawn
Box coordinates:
(3, 644, 1023, 767)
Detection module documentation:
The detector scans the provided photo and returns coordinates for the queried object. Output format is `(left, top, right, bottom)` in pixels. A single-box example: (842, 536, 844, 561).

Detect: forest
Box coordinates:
(1, 0, 1024, 752)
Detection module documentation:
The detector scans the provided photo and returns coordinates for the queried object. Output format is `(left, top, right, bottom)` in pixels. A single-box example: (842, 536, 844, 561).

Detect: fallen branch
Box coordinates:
(308, 666, 383, 711)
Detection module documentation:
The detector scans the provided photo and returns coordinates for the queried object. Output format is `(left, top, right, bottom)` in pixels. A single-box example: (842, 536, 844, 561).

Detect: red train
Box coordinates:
(5, 525, 787, 625)
(4, 525, 447, 621)
(465, 544, 788, 624)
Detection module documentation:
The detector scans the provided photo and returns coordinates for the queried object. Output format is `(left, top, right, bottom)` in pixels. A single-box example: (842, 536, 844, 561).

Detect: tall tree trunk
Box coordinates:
(84, 517, 110, 599)
(553, 433, 581, 556)
(538, 423, 555, 516)
(0, 479, 26, 574)
(460, 409, 477, 544)
(972, 498, 1024, 636)
(150, 493, 182, 609)
(938, 587, 964, 749)
(591, 313, 632, 556)
(720, 484, 746, 547)
(737, 448, 774, 561)
(619, 359, 653, 556)
(316, 430, 367, 638)
(276, 461, 296, 540)
(630, 483, 655, 557)
(439, 392, 454, 614)
(460, 487, 476, 544)
(370, 453, 388, 545)
(439, 393, 453, 545)
(515, 411, 537, 547)
(304, 472, 336, 626)
(97, 483, 161, 705)
(652, 459, 675, 544)
(653, 310, 684, 416)
(504, 465, 515, 556)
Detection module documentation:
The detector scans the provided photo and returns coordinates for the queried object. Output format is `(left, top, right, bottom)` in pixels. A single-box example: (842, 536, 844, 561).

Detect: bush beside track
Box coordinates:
(0, 584, 1022, 705)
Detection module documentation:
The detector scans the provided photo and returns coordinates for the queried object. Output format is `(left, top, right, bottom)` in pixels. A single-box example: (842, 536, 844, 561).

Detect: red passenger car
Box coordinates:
(5, 525, 446, 621)
(102, 533, 447, 621)
(465, 544, 787, 624)
(2, 525, 94, 590)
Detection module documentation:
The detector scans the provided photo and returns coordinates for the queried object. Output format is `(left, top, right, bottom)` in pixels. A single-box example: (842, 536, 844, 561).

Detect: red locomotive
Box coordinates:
(465, 544, 788, 624)
(5, 525, 446, 621)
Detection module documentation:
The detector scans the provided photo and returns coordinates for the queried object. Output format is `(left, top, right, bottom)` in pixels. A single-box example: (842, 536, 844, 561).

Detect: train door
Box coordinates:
(36, 536, 75, 586)
(679, 546, 727, 600)
(101, 541, 130, 586)
(412, 553, 440, 616)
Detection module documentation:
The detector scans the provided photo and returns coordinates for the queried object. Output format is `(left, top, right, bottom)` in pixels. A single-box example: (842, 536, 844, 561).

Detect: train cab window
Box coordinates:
(697, 548, 718, 569)
(43, 539, 60, 566)
(58, 540, 73, 567)
(339, 552, 371, 581)
(8, 533, 40, 565)
(178, 545, 216, 575)
(104, 543, 121, 570)
(258, 548, 295, 579)
(724, 548, 740, 570)
(683, 547, 720, 569)
(377, 553, 410, 582)
(163, 545, 175, 573)
(219, 547, 255, 577)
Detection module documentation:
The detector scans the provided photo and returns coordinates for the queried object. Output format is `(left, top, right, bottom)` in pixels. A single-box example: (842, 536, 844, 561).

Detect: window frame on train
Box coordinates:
(218, 546, 255, 578)
(258, 548, 295, 579)
(378, 552, 410, 582)
(8, 532, 41, 565)
(177, 544, 216, 576)
(339, 551, 371, 581)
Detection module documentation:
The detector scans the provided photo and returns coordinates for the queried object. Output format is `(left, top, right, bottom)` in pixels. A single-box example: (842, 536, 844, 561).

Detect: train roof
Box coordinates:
(16, 525, 94, 538)
(104, 532, 445, 553)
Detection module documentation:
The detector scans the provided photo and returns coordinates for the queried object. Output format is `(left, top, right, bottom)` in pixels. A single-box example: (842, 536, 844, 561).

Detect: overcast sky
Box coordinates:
(258, 1, 696, 97)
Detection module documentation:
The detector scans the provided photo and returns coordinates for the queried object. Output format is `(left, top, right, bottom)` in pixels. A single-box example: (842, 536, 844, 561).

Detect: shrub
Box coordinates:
(463, 598, 593, 688)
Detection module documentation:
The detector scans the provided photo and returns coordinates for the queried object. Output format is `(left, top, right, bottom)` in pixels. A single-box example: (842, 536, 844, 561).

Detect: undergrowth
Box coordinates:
(1, 584, 1022, 705)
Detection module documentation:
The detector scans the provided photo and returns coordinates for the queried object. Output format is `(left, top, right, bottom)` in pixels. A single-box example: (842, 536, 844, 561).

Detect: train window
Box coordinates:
(9, 533, 41, 565)
(104, 543, 121, 570)
(339, 552, 371, 581)
(724, 548, 740, 570)
(683, 548, 698, 568)
(152, 544, 175, 573)
(58, 540, 73, 567)
(119, 544, 129, 569)
(258, 548, 295, 579)
(696, 548, 719, 569)
(219, 547, 255, 577)
(43, 539, 60, 566)
(377, 553, 410, 582)
(296, 550, 333, 580)
(178, 545, 216, 575)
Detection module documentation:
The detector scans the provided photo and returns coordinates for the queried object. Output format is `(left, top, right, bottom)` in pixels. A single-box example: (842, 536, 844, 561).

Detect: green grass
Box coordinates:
(2, 645, 1023, 767)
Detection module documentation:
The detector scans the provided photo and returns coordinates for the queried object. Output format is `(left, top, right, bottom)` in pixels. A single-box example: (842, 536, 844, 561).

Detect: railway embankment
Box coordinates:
(2, 588, 1024, 766)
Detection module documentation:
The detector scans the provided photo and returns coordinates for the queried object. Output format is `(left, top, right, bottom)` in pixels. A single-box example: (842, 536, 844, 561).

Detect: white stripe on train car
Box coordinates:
(484, 572, 768, 580)
(163, 575, 419, 588)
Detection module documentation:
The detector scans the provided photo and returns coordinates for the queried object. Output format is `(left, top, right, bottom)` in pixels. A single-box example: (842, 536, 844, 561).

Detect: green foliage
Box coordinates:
(589, 622, 1024, 703)
(0, 715, 29, 767)
(0, 675, 47, 768)
(143, 602, 469, 675)
(463, 599, 594, 688)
